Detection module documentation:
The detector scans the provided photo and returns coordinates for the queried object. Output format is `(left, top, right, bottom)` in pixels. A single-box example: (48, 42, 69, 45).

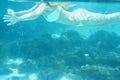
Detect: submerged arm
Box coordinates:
(7, 2, 41, 16)
(15, 2, 40, 16)
(18, 3, 47, 21)
(3, 3, 47, 26)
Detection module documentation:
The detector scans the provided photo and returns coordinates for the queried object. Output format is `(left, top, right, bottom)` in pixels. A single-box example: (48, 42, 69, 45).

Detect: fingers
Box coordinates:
(3, 8, 17, 26)
(3, 15, 11, 19)
(4, 20, 11, 22)
(3, 15, 13, 26)
(3, 14, 18, 26)
(3, 14, 16, 19)
(8, 20, 17, 26)
(3, 15, 12, 22)
(7, 23, 13, 26)
(5, 21, 15, 26)
(3, 20, 13, 26)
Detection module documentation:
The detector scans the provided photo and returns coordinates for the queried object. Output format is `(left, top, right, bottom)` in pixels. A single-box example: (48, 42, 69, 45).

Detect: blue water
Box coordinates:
(0, 0, 120, 80)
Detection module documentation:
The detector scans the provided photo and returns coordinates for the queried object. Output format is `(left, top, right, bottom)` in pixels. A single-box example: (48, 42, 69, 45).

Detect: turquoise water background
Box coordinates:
(0, 1, 120, 80)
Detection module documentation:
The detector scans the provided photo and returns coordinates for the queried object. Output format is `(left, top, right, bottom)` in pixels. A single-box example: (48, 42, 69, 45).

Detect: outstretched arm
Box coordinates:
(3, 3, 47, 26)
(18, 3, 47, 21)
(7, 2, 41, 16)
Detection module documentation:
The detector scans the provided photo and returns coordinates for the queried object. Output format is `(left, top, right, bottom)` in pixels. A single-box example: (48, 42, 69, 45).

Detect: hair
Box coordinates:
(47, 2, 76, 9)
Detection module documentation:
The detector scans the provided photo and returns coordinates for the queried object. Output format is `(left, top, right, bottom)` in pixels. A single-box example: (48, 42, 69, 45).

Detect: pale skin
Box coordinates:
(3, 2, 120, 26)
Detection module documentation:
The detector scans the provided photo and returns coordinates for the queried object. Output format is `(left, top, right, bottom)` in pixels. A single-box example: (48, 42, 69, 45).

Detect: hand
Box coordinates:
(3, 14, 20, 26)
(3, 8, 19, 26)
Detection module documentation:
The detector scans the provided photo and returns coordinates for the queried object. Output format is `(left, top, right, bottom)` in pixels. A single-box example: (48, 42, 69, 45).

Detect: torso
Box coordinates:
(42, 4, 57, 18)
(42, 3, 81, 26)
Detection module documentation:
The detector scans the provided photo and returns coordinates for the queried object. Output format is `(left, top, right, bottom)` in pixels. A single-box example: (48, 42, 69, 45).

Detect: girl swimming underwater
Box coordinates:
(3, 1, 120, 26)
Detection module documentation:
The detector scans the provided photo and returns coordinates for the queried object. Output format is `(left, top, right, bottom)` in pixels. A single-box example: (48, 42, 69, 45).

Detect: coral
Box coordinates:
(1, 30, 120, 80)
(88, 30, 120, 50)
(55, 30, 84, 51)
(80, 64, 120, 80)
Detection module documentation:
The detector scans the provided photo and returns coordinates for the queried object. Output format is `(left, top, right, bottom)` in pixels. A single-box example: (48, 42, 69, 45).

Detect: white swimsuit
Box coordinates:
(45, 7, 61, 22)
